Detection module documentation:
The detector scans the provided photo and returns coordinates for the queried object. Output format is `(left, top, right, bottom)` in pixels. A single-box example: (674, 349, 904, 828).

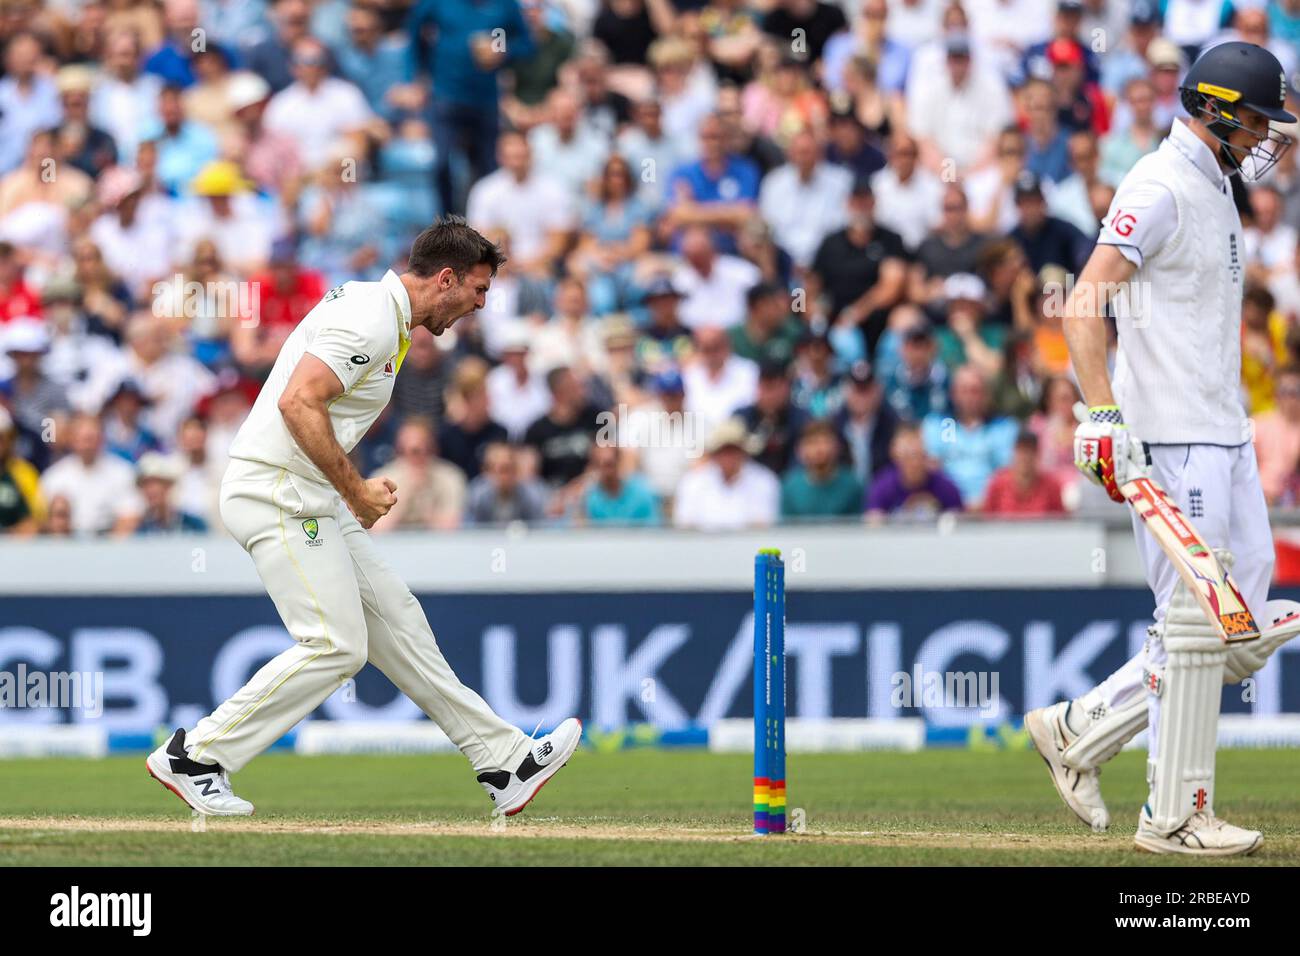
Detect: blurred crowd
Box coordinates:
(5, 0, 1300, 536)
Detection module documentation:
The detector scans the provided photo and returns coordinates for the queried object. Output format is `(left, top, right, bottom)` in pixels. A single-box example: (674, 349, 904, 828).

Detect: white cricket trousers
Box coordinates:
(1087, 443, 1274, 759)
(187, 457, 530, 773)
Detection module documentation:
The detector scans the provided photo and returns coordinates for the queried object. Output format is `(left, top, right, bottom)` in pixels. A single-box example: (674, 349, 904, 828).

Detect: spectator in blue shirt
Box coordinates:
(144, 0, 240, 89)
(665, 114, 761, 254)
(920, 364, 1018, 507)
(139, 85, 219, 195)
(334, 4, 417, 122)
(0, 34, 62, 174)
(408, 0, 536, 215)
(581, 443, 662, 526)
(243, 0, 325, 94)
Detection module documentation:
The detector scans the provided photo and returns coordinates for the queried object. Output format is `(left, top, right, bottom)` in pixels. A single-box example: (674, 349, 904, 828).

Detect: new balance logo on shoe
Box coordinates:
(537, 741, 553, 760)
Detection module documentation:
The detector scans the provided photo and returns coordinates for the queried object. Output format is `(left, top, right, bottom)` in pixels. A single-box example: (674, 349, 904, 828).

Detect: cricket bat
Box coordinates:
(1122, 476, 1260, 643)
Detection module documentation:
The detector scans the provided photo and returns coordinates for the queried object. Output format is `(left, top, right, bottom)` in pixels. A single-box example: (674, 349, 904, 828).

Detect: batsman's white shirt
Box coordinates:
(189, 271, 530, 774)
(1080, 121, 1275, 762)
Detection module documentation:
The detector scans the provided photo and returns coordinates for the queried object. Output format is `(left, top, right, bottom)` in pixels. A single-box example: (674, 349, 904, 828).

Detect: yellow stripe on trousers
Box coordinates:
(191, 469, 337, 762)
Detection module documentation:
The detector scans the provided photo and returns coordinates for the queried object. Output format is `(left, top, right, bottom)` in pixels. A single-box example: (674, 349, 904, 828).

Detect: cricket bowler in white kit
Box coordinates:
(147, 218, 582, 816)
(1024, 43, 1300, 855)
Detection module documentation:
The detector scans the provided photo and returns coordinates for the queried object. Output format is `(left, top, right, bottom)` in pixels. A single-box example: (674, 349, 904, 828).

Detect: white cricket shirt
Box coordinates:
(228, 270, 413, 485)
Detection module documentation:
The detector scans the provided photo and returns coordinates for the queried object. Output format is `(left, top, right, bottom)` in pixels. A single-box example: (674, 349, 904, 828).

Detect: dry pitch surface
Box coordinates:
(1, 749, 1297, 865)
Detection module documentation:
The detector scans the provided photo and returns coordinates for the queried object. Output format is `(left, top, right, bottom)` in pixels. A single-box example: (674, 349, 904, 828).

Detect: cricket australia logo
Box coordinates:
(302, 518, 323, 547)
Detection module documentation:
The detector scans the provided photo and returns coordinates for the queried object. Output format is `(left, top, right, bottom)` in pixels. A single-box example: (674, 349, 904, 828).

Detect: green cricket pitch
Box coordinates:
(1, 749, 1298, 865)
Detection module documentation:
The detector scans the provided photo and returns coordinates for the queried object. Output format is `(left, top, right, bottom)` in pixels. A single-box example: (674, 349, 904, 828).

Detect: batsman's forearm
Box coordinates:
(1062, 306, 1116, 410)
(280, 398, 366, 502)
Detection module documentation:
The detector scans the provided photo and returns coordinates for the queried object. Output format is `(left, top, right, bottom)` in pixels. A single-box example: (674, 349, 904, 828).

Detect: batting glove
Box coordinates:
(1072, 402, 1151, 503)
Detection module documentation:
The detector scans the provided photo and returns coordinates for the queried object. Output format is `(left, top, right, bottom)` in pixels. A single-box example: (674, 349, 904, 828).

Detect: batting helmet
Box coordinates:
(1180, 41, 1296, 180)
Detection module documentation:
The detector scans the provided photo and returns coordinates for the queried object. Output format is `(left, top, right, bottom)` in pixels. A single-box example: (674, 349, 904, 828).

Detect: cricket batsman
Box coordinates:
(1025, 43, 1300, 855)
(147, 217, 582, 816)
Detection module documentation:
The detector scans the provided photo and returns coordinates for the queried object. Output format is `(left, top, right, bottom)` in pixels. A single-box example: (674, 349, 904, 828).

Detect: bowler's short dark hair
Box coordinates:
(407, 216, 506, 279)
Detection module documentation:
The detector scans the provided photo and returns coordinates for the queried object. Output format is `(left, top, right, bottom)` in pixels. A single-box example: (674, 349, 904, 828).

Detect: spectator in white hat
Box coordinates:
(3, 318, 69, 442)
(487, 322, 552, 440)
(135, 450, 207, 534)
(672, 416, 779, 530)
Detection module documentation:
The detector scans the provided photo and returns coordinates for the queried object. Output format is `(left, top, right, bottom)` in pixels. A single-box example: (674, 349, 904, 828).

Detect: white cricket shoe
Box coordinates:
(1025, 702, 1110, 831)
(1135, 808, 1262, 857)
(477, 718, 583, 816)
(146, 728, 254, 816)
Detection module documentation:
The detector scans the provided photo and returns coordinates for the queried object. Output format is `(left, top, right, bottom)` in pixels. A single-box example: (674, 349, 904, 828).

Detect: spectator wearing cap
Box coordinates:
(178, 160, 275, 273)
(89, 166, 175, 302)
(822, 0, 910, 96)
(623, 367, 698, 501)
(758, 130, 852, 269)
(439, 358, 509, 480)
(0, 33, 62, 175)
(790, 327, 844, 419)
(781, 418, 863, 519)
(598, 313, 646, 407)
(934, 273, 1004, 377)
(664, 114, 761, 254)
(135, 450, 207, 534)
(334, 2, 418, 123)
(1099, 78, 1162, 186)
(1115, 38, 1188, 135)
(865, 422, 962, 520)
(834, 359, 897, 485)
(263, 36, 378, 173)
(1022, 79, 1072, 184)
(824, 94, 887, 182)
(0, 405, 43, 535)
(759, 0, 846, 67)
(809, 178, 908, 356)
(140, 85, 220, 197)
(884, 319, 950, 423)
(730, 282, 802, 367)
(912, 186, 989, 304)
(90, 30, 164, 165)
(980, 430, 1066, 516)
(1044, 37, 1110, 137)
(870, 132, 943, 253)
(1010, 171, 1092, 274)
(904, 29, 1012, 175)
(672, 225, 762, 330)
(523, 365, 604, 489)
(1019, 0, 1101, 88)
(683, 325, 759, 439)
(487, 323, 552, 440)
(39, 276, 120, 396)
(368, 417, 468, 532)
(467, 131, 574, 281)
(578, 441, 662, 527)
(409, 0, 536, 216)
(673, 416, 779, 530)
(921, 364, 1018, 506)
(571, 154, 654, 316)
(637, 276, 692, 371)
(102, 378, 163, 463)
(737, 360, 805, 475)
(55, 65, 119, 178)
(39, 412, 143, 536)
(226, 71, 303, 197)
(1097, 0, 1161, 94)
(3, 319, 69, 443)
(465, 442, 549, 525)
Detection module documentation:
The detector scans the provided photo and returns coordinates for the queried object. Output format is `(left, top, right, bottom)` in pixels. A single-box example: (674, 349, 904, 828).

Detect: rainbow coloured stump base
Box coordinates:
(753, 549, 786, 835)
